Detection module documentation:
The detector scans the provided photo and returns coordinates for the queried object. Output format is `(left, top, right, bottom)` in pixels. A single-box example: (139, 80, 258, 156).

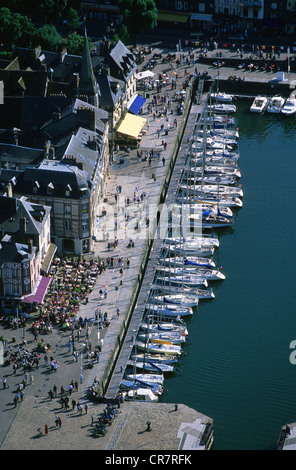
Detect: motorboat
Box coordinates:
(145, 302, 194, 317)
(122, 388, 159, 402)
(134, 340, 182, 356)
(159, 256, 216, 269)
(250, 96, 269, 113)
(125, 373, 164, 385)
(267, 95, 285, 114)
(210, 91, 234, 103)
(281, 95, 296, 116)
(207, 103, 237, 114)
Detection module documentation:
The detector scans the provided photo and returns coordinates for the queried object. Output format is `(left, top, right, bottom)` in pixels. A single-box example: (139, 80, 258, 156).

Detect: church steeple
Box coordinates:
(79, 25, 99, 106)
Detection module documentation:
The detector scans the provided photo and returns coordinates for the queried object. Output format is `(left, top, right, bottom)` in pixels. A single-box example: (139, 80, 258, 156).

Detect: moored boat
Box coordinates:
(250, 96, 269, 113)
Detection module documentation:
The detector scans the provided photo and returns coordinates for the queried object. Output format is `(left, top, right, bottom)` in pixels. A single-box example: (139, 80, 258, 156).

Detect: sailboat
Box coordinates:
(159, 255, 216, 268)
(156, 265, 226, 281)
(144, 302, 194, 317)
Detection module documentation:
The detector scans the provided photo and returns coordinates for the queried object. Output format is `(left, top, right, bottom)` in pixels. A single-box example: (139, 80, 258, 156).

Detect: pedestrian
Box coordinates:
(68, 384, 73, 395)
(91, 413, 95, 425)
(162, 156, 165, 166)
(55, 416, 59, 428)
(74, 381, 78, 392)
(53, 384, 57, 397)
(2, 378, 7, 389)
(45, 424, 49, 435)
(58, 417, 62, 429)
(13, 396, 18, 407)
(72, 399, 76, 411)
(84, 403, 88, 414)
(116, 308, 120, 319)
(30, 375, 34, 384)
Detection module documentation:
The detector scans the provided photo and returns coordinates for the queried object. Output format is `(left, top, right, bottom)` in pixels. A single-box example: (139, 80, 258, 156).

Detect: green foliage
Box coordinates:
(38, 0, 68, 23)
(65, 33, 87, 55)
(67, 7, 81, 32)
(117, 0, 158, 45)
(35, 24, 64, 52)
(0, 7, 37, 48)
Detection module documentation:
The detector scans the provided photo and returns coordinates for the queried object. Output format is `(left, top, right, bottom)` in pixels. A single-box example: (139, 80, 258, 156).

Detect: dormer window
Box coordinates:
(33, 180, 40, 194)
(65, 184, 72, 197)
(47, 182, 54, 195)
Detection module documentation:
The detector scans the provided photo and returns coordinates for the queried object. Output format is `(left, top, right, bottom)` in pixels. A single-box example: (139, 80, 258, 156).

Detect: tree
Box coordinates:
(0, 7, 37, 49)
(65, 33, 86, 55)
(112, 24, 130, 46)
(66, 7, 81, 33)
(38, 0, 68, 23)
(35, 24, 64, 52)
(117, 0, 158, 46)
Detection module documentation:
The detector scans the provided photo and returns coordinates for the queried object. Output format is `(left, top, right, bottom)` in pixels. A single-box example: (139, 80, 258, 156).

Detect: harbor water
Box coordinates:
(162, 99, 296, 450)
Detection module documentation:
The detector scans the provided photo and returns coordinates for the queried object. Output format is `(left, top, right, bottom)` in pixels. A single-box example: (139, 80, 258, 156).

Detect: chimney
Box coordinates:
(73, 72, 80, 88)
(20, 216, 27, 234)
(6, 182, 12, 198)
(59, 48, 67, 63)
(28, 239, 33, 254)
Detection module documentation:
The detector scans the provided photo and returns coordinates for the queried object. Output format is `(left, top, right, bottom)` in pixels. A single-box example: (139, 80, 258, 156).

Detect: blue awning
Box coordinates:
(127, 94, 146, 115)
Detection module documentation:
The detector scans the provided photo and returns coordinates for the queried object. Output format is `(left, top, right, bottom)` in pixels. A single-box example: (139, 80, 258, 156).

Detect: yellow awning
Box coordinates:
(158, 12, 189, 23)
(116, 113, 146, 139)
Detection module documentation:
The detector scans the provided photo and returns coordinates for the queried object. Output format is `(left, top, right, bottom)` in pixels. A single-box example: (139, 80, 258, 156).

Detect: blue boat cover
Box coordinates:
(128, 94, 146, 115)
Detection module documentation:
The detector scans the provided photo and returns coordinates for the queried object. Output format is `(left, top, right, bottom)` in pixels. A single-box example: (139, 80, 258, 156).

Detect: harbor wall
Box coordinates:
(202, 75, 296, 96)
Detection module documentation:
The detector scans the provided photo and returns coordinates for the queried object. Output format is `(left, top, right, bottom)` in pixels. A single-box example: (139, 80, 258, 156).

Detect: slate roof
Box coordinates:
(0, 161, 92, 200)
(0, 237, 36, 264)
(107, 40, 136, 81)
(0, 143, 44, 170)
(0, 195, 50, 238)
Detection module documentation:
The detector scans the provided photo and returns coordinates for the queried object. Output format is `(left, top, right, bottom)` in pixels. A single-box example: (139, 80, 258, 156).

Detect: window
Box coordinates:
(65, 219, 71, 231)
(65, 204, 71, 214)
(82, 221, 88, 232)
(82, 204, 88, 215)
